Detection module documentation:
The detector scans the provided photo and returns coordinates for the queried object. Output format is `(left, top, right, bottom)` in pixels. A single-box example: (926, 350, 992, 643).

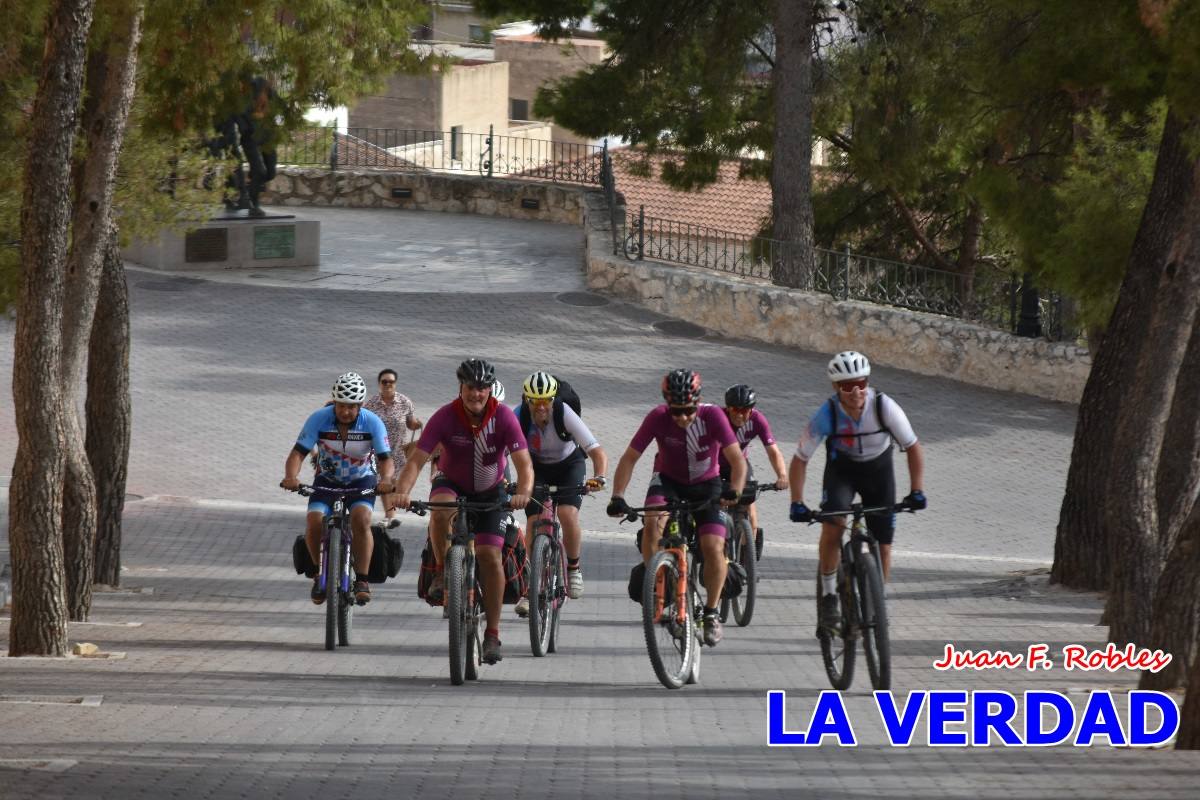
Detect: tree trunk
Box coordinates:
(1141, 502, 1200, 690)
(769, 0, 816, 288)
(8, 0, 96, 657)
(955, 200, 983, 309)
(1103, 111, 1200, 647)
(1155, 320, 1200, 551)
(1051, 112, 1195, 591)
(58, 0, 143, 621)
(88, 224, 132, 587)
(1179, 641, 1200, 748)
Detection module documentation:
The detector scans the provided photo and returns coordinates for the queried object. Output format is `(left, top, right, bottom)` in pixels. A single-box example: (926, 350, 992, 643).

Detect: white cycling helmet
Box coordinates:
(492, 380, 506, 402)
(827, 351, 871, 382)
(331, 372, 367, 403)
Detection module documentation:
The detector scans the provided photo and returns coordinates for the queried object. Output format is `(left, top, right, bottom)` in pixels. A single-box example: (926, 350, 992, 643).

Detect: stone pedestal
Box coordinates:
(123, 211, 320, 270)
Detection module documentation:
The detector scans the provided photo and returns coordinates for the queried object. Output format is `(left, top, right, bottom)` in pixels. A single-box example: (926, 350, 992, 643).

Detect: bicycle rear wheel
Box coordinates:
(731, 518, 757, 627)
(324, 525, 340, 652)
(447, 544, 470, 685)
(528, 528, 555, 657)
(857, 547, 891, 690)
(642, 551, 694, 689)
(817, 569, 856, 690)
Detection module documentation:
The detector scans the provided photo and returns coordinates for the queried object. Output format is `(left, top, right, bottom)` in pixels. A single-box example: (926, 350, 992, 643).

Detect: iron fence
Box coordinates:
(276, 126, 606, 184)
(623, 206, 1077, 342)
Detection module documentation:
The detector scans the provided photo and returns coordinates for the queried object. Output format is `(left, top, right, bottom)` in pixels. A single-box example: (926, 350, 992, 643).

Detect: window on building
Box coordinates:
(510, 99, 530, 121)
(468, 24, 490, 44)
(450, 125, 463, 161)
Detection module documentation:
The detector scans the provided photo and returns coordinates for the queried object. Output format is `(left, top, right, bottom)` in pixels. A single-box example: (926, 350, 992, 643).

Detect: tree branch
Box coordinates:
(886, 186, 956, 271)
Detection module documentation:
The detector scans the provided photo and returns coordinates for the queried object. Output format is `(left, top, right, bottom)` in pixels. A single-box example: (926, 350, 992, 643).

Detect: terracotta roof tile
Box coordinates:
(611, 150, 771, 238)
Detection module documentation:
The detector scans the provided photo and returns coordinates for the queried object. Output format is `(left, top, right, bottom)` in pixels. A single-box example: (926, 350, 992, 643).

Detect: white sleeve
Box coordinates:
(880, 395, 918, 451)
(562, 404, 600, 451)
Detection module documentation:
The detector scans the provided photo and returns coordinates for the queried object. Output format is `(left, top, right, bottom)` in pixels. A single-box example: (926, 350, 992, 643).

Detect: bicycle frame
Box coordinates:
(528, 484, 590, 609)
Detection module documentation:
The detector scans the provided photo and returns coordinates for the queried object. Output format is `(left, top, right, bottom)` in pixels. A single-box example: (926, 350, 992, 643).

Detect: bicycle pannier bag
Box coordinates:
(292, 536, 317, 578)
(628, 561, 646, 604)
(366, 525, 404, 583)
(501, 518, 528, 604)
(416, 536, 442, 606)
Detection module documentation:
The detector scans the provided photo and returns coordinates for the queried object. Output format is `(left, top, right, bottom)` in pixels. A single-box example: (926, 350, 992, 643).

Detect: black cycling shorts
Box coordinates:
(526, 450, 587, 515)
(646, 473, 727, 537)
(719, 460, 755, 484)
(820, 447, 897, 545)
(430, 475, 508, 548)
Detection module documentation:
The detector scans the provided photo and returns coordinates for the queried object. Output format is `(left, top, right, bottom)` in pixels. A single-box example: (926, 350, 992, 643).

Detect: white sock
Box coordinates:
(821, 571, 838, 596)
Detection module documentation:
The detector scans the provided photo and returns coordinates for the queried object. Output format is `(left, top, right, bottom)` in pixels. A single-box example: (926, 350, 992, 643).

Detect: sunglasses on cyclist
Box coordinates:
(380, 379, 396, 385)
(668, 405, 698, 417)
(727, 406, 753, 414)
(526, 397, 553, 408)
(837, 378, 869, 392)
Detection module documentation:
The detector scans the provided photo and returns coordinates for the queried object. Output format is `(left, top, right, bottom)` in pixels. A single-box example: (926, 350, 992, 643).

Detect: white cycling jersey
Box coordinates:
(515, 402, 599, 464)
(794, 388, 918, 463)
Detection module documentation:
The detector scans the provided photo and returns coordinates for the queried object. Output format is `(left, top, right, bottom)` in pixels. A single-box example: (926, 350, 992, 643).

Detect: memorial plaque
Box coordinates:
(254, 225, 296, 260)
(184, 228, 228, 263)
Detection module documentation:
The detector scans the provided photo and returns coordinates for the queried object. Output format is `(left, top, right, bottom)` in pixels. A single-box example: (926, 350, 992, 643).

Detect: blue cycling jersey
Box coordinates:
(296, 406, 391, 484)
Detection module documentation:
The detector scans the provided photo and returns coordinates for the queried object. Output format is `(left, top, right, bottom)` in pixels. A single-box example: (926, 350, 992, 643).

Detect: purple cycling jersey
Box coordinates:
(718, 408, 776, 471)
(630, 404, 737, 485)
(417, 398, 527, 493)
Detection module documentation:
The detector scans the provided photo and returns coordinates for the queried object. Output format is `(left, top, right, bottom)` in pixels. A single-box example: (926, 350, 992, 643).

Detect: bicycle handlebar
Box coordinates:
(737, 481, 784, 506)
(805, 501, 918, 524)
(283, 483, 375, 499)
(617, 496, 719, 524)
(405, 497, 512, 518)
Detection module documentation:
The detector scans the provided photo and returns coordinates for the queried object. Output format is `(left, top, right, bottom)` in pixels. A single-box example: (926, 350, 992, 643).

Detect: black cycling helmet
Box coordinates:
(456, 358, 496, 387)
(724, 384, 757, 408)
(661, 369, 702, 405)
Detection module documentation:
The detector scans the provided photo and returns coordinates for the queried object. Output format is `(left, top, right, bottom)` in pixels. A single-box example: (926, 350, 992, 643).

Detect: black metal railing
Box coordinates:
(276, 125, 606, 184)
(622, 205, 1078, 342)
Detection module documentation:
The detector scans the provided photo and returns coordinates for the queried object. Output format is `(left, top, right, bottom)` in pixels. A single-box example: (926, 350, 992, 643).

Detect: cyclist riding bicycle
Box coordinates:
(513, 371, 609, 618)
(280, 372, 393, 606)
(607, 369, 747, 646)
(788, 351, 926, 629)
(381, 358, 533, 664)
(719, 383, 788, 560)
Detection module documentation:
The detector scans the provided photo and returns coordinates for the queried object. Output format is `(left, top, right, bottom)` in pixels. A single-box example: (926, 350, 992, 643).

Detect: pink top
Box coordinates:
(630, 404, 737, 485)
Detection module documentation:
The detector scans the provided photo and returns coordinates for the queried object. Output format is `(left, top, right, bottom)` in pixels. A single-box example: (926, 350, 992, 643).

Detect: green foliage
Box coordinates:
(1038, 104, 1164, 330)
(482, 0, 775, 190)
(1, 1, 433, 313)
(812, 0, 1168, 329)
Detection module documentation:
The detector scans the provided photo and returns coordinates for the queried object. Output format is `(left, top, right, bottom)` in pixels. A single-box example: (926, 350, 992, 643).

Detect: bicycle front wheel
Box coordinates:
(857, 548, 891, 690)
(447, 544, 470, 685)
(642, 551, 694, 689)
(337, 530, 353, 647)
(324, 526, 340, 651)
(817, 570, 856, 690)
(464, 552, 482, 682)
(731, 518, 757, 627)
(528, 530, 556, 657)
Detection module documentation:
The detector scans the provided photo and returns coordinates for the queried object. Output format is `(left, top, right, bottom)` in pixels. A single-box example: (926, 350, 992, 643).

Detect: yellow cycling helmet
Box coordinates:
(522, 371, 558, 400)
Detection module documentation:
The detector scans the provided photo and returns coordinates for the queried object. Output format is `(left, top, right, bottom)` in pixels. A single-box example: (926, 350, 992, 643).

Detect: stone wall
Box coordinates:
(260, 167, 1090, 403)
(579, 193, 1090, 404)
(261, 167, 588, 226)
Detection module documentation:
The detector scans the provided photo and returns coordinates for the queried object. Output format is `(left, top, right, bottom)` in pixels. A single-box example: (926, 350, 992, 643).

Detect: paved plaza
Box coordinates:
(1, 207, 1196, 798)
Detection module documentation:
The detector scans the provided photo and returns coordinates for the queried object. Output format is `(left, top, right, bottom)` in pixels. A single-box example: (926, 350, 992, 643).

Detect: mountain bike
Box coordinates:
(718, 481, 781, 627)
(407, 494, 512, 685)
(620, 497, 722, 690)
(290, 484, 375, 651)
(525, 483, 592, 657)
(804, 501, 916, 690)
